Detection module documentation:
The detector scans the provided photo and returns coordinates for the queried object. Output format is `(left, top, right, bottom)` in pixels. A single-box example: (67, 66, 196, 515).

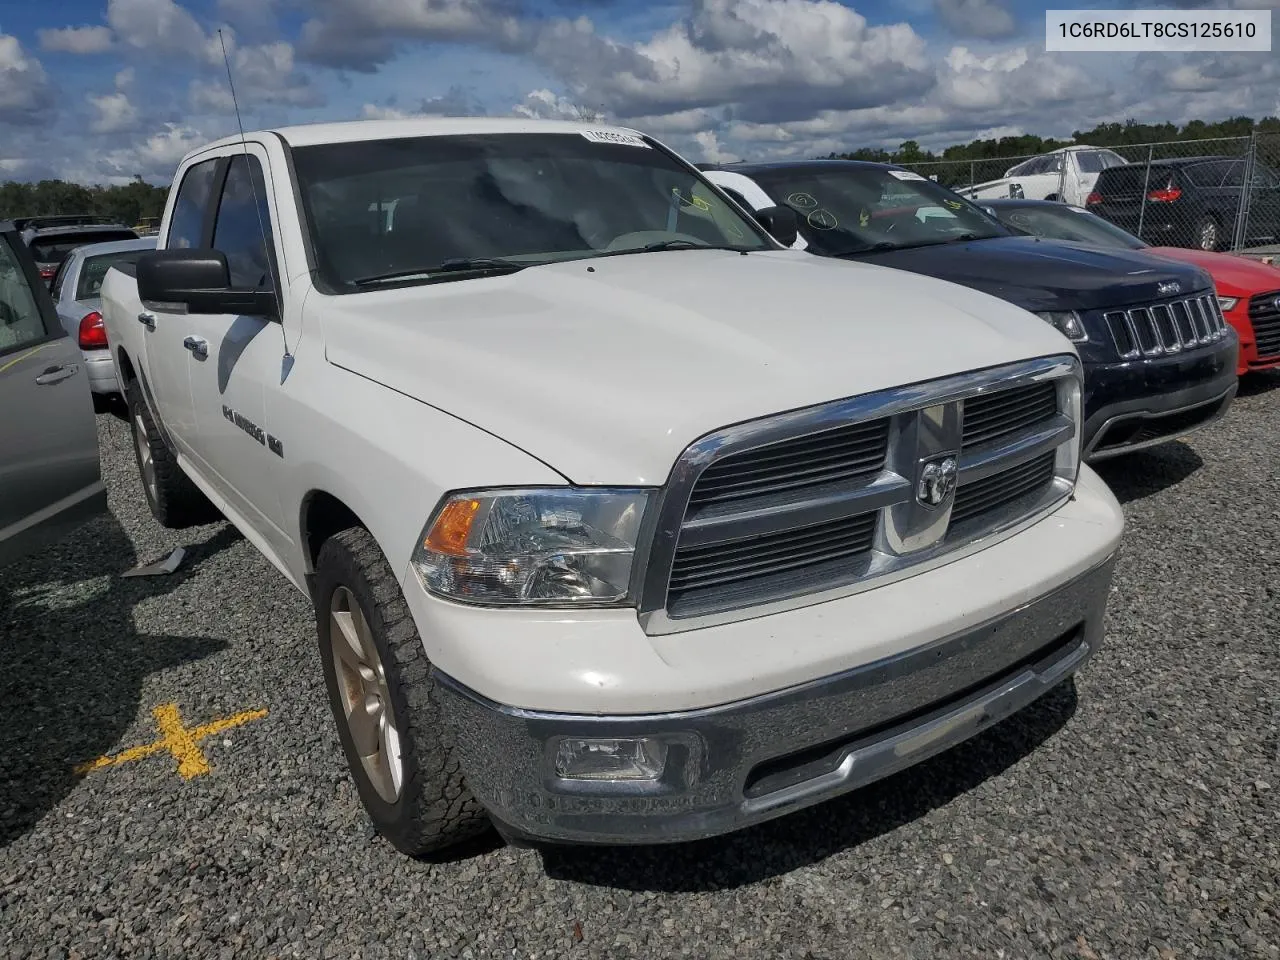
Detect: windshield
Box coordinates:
(991, 204, 1147, 250)
(291, 132, 772, 290)
(748, 165, 1008, 256)
(76, 249, 152, 299)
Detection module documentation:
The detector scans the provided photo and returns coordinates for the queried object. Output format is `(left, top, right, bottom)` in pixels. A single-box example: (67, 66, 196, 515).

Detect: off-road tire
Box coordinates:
(124, 377, 221, 528)
(314, 526, 490, 856)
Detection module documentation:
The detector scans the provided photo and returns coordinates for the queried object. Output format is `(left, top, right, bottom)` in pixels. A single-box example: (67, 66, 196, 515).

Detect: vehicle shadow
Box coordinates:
(1090, 442, 1204, 505)
(1237, 369, 1280, 397)
(0, 516, 237, 848)
(540, 678, 1078, 893)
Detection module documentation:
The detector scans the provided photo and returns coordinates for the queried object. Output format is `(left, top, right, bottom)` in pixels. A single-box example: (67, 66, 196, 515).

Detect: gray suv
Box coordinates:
(0, 220, 106, 566)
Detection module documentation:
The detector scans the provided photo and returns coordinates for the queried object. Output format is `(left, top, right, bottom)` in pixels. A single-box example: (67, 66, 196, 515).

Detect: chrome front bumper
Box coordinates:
(435, 552, 1118, 846)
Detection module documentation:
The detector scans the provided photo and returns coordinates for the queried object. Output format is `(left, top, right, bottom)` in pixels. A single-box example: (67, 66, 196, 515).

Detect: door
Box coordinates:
(142, 157, 222, 455)
(181, 149, 292, 544)
(0, 230, 105, 566)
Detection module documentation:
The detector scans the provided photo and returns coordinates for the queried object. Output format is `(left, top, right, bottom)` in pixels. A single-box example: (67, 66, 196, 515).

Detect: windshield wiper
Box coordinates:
(638, 240, 755, 254)
(351, 258, 530, 287)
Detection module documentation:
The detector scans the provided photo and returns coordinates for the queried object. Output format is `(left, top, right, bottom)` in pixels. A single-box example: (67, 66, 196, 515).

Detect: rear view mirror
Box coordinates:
(754, 205, 799, 247)
(137, 248, 277, 318)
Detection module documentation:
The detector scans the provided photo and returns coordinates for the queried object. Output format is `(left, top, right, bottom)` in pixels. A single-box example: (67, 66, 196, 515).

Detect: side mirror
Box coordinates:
(754, 205, 799, 247)
(136, 248, 277, 318)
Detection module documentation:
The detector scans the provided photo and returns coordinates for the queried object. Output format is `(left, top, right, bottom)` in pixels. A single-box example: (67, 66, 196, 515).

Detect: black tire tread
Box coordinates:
(317, 526, 489, 856)
(125, 377, 220, 529)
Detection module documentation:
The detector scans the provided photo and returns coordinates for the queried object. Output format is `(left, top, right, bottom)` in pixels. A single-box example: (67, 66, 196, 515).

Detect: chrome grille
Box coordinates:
(686, 419, 888, 513)
(666, 512, 878, 618)
(962, 381, 1057, 448)
(1104, 292, 1228, 359)
(951, 453, 1056, 527)
(638, 356, 1082, 635)
(1247, 290, 1280, 359)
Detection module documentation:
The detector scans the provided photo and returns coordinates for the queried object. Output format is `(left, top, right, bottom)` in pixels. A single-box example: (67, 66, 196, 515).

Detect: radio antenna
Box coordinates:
(218, 28, 291, 362)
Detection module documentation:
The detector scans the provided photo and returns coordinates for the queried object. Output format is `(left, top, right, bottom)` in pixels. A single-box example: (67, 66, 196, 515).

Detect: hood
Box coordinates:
(852, 235, 1214, 312)
(1146, 247, 1280, 298)
(319, 249, 1074, 485)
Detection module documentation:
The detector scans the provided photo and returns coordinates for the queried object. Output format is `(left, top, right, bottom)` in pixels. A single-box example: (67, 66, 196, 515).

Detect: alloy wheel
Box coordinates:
(330, 585, 404, 803)
(133, 413, 158, 505)
(1198, 219, 1218, 251)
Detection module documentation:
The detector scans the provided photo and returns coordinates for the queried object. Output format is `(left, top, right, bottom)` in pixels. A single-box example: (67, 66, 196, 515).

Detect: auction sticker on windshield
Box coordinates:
(580, 130, 650, 148)
(889, 170, 928, 181)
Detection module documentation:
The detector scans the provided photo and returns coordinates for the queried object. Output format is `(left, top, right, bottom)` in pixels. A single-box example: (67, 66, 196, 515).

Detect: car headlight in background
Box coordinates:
(411, 488, 651, 606)
(1034, 310, 1088, 343)
(1217, 296, 1239, 312)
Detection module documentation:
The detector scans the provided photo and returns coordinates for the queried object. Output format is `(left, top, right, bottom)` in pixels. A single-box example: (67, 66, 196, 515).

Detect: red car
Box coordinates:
(982, 199, 1280, 375)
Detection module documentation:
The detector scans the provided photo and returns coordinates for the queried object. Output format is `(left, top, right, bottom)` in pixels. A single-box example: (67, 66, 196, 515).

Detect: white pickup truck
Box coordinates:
(101, 118, 1124, 856)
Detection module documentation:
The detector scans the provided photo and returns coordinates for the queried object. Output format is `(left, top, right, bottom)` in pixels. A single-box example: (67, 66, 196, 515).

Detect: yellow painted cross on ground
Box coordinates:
(76, 702, 268, 780)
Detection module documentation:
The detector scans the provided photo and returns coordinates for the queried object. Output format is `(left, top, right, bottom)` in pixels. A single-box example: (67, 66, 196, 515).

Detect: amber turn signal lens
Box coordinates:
(424, 498, 480, 556)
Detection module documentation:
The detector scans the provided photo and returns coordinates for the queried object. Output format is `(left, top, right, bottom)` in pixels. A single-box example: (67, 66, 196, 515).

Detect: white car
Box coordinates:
(957, 146, 1128, 207)
(49, 236, 157, 411)
(101, 117, 1124, 855)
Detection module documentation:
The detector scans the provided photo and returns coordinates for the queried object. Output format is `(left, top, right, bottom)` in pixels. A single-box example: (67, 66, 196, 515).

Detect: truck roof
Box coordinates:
(193, 116, 648, 156)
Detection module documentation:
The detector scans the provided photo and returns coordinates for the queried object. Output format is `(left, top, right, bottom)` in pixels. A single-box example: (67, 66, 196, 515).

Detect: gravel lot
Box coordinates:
(2, 378, 1278, 960)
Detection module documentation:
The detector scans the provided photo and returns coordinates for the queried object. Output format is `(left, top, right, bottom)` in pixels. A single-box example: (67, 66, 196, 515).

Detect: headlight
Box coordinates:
(1034, 310, 1088, 343)
(1217, 296, 1239, 312)
(411, 488, 651, 606)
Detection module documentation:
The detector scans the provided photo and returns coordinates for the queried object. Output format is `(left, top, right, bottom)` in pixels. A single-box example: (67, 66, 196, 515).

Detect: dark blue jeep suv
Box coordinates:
(699, 159, 1239, 461)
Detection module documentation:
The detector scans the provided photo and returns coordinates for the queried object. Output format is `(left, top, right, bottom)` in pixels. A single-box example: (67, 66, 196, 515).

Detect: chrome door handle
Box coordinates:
(183, 336, 208, 360)
(35, 364, 79, 386)
(137, 311, 156, 330)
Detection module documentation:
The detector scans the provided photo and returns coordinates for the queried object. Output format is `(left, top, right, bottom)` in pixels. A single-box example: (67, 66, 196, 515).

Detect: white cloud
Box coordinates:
(38, 25, 115, 54)
(0, 34, 54, 125)
(115, 66, 135, 89)
(691, 129, 740, 163)
(107, 0, 218, 62)
(510, 89, 601, 121)
(88, 91, 141, 133)
(536, 0, 934, 123)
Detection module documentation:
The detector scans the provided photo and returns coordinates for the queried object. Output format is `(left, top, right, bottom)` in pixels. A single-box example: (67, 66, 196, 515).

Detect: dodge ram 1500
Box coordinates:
(101, 118, 1124, 856)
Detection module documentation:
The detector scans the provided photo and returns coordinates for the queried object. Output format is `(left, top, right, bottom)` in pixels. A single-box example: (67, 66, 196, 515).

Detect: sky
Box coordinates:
(1, 0, 1278, 185)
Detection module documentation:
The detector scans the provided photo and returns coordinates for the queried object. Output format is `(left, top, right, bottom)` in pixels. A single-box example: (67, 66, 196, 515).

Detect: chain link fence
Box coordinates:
(899, 133, 1280, 255)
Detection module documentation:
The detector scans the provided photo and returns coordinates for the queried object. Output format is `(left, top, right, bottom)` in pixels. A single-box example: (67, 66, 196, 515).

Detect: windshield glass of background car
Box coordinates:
(750, 167, 1007, 255)
(291, 133, 771, 289)
(997, 205, 1147, 249)
(76, 250, 150, 299)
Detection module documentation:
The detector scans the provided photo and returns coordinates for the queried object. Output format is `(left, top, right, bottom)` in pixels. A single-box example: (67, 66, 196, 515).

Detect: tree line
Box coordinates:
(0, 177, 169, 227)
(827, 115, 1280, 166)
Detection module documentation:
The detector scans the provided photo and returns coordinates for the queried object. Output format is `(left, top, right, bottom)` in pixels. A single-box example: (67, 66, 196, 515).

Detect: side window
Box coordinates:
(166, 158, 220, 249)
(718, 186, 751, 209)
(1185, 162, 1225, 188)
(1221, 161, 1245, 188)
(0, 235, 52, 355)
(49, 256, 72, 301)
(211, 154, 276, 290)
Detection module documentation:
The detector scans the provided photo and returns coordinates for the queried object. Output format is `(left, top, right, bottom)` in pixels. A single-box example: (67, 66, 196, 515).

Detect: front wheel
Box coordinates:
(314, 526, 490, 856)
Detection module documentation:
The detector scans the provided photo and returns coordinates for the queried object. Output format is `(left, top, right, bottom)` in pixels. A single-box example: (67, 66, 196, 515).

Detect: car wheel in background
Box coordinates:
(124, 377, 221, 528)
(1195, 214, 1221, 252)
(313, 525, 490, 857)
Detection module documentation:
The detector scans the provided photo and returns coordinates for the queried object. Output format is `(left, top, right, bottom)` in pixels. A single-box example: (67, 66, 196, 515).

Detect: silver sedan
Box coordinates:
(49, 236, 157, 411)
